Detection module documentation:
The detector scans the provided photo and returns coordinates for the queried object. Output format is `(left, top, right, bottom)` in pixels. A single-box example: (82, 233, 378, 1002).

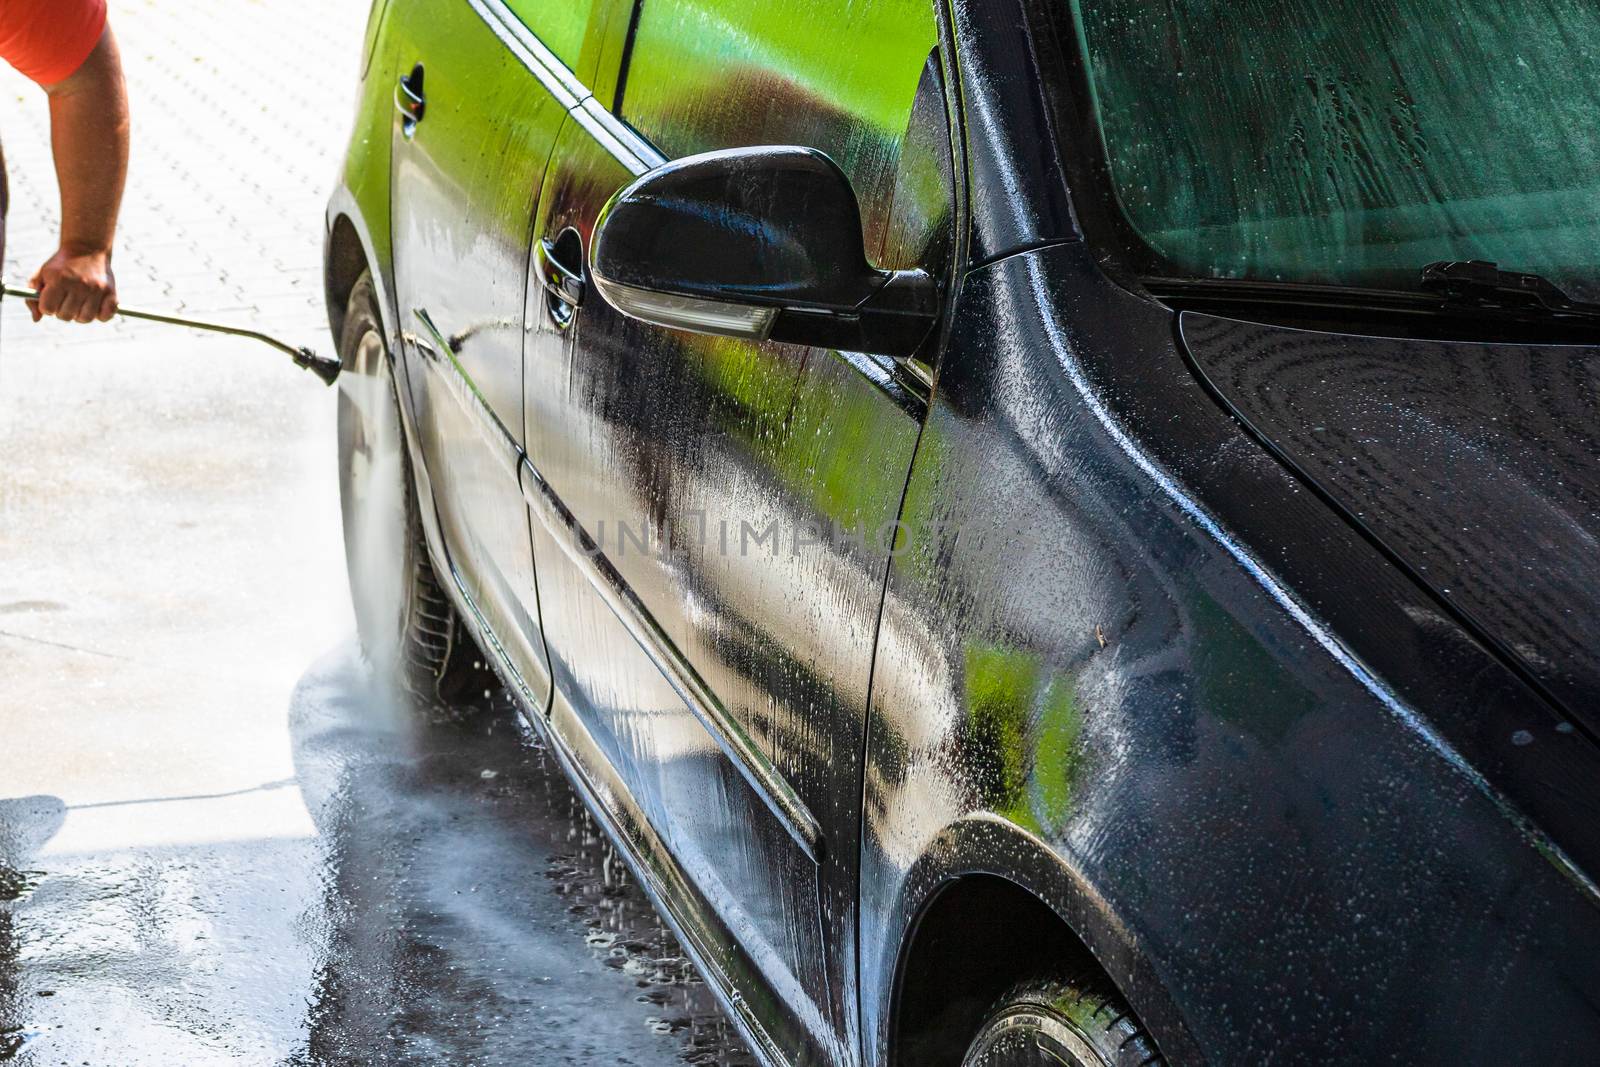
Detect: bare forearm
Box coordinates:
(47, 25, 128, 256)
(29, 23, 127, 323)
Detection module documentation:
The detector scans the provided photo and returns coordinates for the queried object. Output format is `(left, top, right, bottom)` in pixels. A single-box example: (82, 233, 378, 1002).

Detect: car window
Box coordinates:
(1067, 0, 1600, 303)
(617, 0, 939, 256)
(502, 0, 595, 71)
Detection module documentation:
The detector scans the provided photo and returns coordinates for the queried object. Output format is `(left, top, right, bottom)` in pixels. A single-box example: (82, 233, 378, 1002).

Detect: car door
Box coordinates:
(520, 2, 953, 1060)
(386, 0, 604, 705)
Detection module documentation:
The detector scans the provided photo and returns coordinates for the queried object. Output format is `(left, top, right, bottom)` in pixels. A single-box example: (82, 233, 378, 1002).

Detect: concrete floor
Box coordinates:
(0, 3, 751, 1063)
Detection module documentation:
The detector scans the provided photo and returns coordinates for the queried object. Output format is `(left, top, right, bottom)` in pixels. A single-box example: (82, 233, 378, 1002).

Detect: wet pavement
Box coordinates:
(0, 3, 751, 1064)
(3, 648, 757, 1065)
(286, 653, 754, 1067)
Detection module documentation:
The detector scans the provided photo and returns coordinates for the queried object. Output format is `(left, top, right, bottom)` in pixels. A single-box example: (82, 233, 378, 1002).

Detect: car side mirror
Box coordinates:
(590, 146, 939, 359)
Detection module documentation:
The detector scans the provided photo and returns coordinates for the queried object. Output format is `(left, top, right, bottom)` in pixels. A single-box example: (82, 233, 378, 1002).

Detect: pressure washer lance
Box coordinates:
(1, 284, 342, 385)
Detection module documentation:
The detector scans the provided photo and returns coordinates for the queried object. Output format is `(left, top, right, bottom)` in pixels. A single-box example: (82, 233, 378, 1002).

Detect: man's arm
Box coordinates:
(29, 24, 129, 324)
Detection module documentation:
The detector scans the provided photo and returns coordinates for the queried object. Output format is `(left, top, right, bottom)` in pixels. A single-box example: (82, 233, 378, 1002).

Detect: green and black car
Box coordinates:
(325, 0, 1600, 1062)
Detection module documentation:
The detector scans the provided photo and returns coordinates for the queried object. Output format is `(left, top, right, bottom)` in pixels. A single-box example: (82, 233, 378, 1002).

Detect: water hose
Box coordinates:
(2, 284, 341, 385)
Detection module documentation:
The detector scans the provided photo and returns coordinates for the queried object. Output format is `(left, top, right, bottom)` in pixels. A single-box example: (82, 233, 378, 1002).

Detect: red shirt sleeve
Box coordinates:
(0, 0, 107, 86)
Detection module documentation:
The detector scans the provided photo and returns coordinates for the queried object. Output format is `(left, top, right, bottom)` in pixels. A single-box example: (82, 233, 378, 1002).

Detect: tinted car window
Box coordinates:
(1069, 0, 1600, 302)
(503, 0, 594, 70)
(619, 0, 938, 254)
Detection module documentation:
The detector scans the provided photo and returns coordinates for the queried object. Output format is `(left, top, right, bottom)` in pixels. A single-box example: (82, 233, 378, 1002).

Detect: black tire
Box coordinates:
(336, 269, 492, 715)
(959, 973, 1165, 1067)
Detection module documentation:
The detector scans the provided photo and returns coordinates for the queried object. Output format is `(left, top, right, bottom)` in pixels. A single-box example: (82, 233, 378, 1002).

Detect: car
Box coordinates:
(322, 0, 1600, 1062)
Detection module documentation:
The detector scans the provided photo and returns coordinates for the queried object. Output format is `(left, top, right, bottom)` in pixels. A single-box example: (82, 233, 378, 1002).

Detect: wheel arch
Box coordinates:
(880, 814, 1203, 1066)
(324, 213, 367, 345)
(323, 193, 397, 350)
(324, 191, 454, 594)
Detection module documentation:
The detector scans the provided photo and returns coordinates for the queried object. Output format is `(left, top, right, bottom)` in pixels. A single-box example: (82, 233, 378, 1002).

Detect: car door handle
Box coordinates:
(395, 63, 425, 136)
(535, 231, 586, 326)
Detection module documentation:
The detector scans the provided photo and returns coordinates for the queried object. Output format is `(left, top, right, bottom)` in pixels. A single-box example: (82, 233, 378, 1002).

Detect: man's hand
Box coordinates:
(28, 246, 116, 323)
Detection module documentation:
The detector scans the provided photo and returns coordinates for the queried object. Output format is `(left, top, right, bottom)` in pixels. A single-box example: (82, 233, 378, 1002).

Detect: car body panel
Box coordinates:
(1181, 314, 1600, 749)
(512, 8, 954, 1065)
(943, 0, 1077, 265)
(518, 84, 949, 1067)
(324, 1, 1600, 1064)
(385, 0, 567, 707)
(862, 239, 1600, 1064)
(327, 0, 398, 339)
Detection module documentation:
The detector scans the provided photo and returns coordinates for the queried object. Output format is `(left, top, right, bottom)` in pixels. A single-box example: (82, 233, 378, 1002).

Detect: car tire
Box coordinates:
(336, 269, 492, 716)
(959, 972, 1164, 1067)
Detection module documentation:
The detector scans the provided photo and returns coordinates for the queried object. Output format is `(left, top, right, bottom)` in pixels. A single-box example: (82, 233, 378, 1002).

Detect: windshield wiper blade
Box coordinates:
(1419, 260, 1600, 322)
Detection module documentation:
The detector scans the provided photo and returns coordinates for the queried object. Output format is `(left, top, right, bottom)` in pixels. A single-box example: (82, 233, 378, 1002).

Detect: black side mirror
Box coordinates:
(590, 146, 939, 359)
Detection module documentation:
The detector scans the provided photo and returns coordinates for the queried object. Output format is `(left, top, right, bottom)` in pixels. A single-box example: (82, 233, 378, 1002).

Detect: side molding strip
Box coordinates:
(571, 96, 664, 177)
(517, 454, 826, 864)
(411, 305, 824, 863)
(409, 308, 523, 479)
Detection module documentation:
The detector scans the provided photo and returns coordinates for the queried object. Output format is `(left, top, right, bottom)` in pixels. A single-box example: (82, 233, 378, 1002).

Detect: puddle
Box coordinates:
(285, 645, 760, 1065)
(0, 869, 44, 903)
(0, 1028, 44, 1062)
(540, 776, 760, 1067)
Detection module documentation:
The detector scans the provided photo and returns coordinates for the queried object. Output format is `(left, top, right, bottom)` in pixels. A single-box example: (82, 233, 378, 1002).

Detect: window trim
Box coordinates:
(464, 0, 588, 107)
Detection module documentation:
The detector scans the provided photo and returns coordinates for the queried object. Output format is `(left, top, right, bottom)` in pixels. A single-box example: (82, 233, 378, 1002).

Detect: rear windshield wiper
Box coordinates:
(1419, 260, 1600, 325)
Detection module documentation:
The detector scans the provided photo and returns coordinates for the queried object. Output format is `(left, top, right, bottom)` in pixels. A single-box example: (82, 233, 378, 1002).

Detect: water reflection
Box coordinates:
(286, 645, 755, 1066)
